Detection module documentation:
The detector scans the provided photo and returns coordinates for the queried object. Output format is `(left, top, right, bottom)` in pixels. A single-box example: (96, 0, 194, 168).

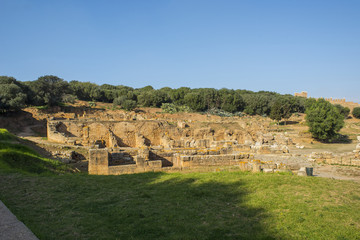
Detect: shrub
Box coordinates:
(121, 100, 137, 111)
(113, 96, 137, 111)
(353, 107, 360, 119)
(161, 103, 191, 113)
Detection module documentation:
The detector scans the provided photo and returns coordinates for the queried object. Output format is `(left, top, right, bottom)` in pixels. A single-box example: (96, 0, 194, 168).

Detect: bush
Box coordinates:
(121, 100, 137, 111)
(305, 99, 344, 141)
(353, 107, 360, 119)
(206, 108, 244, 117)
(161, 103, 191, 114)
(113, 96, 137, 111)
(88, 102, 96, 107)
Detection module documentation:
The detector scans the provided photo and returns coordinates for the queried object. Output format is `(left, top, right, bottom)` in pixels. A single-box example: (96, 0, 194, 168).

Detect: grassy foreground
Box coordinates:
(1, 172, 360, 239)
(0, 129, 360, 239)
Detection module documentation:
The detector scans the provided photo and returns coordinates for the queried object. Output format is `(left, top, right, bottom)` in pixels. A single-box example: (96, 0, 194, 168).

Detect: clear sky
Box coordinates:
(1, 0, 359, 102)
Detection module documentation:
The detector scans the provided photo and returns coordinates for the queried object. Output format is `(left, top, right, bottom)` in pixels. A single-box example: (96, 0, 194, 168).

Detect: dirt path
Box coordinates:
(16, 125, 40, 138)
(314, 165, 360, 182)
(254, 153, 360, 182)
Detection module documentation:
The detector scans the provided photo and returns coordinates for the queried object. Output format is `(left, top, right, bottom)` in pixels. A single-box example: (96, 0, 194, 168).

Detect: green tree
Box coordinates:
(184, 92, 206, 112)
(353, 107, 360, 119)
(0, 76, 27, 112)
(29, 75, 69, 106)
(269, 97, 292, 123)
(169, 87, 191, 105)
(334, 104, 350, 118)
(220, 92, 245, 113)
(305, 98, 344, 141)
(243, 93, 276, 116)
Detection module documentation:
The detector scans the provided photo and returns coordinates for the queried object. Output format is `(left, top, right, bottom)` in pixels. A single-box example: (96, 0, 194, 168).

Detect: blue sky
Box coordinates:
(1, 0, 359, 102)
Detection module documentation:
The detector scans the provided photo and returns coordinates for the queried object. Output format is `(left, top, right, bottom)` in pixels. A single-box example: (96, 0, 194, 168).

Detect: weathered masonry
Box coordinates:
(47, 118, 302, 175)
(89, 148, 253, 175)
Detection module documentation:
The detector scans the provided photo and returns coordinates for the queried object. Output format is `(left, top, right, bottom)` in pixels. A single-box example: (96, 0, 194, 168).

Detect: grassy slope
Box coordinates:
(0, 129, 360, 239)
(0, 129, 69, 174)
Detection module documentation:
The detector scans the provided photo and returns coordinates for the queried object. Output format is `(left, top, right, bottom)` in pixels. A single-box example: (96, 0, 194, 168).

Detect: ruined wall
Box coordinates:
(177, 153, 250, 168)
(47, 119, 167, 148)
(294, 91, 308, 98)
(309, 152, 360, 166)
(47, 118, 260, 148)
(309, 138, 360, 167)
(88, 148, 253, 175)
(47, 120, 67, 143)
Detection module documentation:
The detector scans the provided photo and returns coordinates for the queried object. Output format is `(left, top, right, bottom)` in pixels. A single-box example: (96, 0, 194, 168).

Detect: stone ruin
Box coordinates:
(294, 91, 308, 98)
(308, 136, 360, 167)
(47, 117, 310, 175)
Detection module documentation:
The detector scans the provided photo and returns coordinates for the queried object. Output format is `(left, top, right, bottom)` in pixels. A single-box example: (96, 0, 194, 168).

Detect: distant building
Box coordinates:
(294, 91, 308, 98)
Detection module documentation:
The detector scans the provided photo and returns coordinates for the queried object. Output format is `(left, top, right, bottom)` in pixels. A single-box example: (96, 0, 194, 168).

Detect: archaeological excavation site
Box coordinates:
(3, 100, 358, 179)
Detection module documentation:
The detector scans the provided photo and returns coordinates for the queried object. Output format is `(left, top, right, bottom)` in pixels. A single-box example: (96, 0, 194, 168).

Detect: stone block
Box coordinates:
(351, 159, 360, 166)
(148, 160, 162, 168)
(238, 162, 250, 171)
(252, 163, 261, 173)
(297, 167, 313, 176)
(135, 156, 146, 168)
(89, 149, 109, 175)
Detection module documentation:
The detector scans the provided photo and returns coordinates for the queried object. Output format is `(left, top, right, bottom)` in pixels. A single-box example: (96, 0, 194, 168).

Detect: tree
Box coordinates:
(28, 75, 69, 106)
(184, 92, 206, 112)
(243, 93, 276, 116)
(353, 107, 360, 119)
(169, 87, 191, 105)
(0, 76, 27, 112)
(269, 97, 292, 123)
(305, 98, 344, 141)
(220, 92, 245, 113)
(334, 104, 350, 118)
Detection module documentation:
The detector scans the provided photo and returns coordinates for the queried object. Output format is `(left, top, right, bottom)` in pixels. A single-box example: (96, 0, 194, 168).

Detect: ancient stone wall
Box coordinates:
(47, 119, 167, 148)
(294, 92, 359, 110)
(308, 138, 360, 167)
(294, 91, 308, 98)
(88, 148, 253, 175)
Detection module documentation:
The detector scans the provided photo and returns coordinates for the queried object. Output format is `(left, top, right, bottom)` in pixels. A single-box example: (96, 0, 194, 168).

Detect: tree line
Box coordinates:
(0, 74, 358, 120)
(0, 75, 306, 116)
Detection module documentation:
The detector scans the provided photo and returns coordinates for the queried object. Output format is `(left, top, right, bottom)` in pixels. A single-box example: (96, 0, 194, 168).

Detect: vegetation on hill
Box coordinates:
(0, 75, 307, 117)
(0, 129, 69, 174)
(305, 99, 345, 141)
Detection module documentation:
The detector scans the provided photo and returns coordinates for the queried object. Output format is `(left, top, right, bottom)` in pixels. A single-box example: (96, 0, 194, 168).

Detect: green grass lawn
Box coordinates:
(1, 171, 360, 239)
(1, 128, 360, 239)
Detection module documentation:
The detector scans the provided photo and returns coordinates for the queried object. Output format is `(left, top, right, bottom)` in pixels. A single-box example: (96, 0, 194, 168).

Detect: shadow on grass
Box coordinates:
(0, 172, 284, 240)
(318, 134, 352, 144)
(280, 120, 299, 125)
